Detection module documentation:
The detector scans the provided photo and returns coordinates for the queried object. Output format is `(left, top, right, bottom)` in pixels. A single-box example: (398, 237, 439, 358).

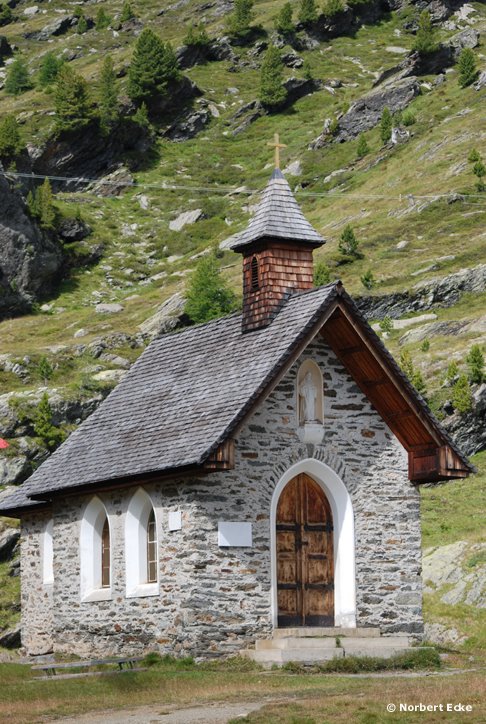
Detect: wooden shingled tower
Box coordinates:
(232, 163, 324, 332)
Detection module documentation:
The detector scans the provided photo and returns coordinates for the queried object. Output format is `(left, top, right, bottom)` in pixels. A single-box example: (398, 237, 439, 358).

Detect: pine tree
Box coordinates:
(99, 56, 118, 133)
(95, 7, 111, 30)
(128, 29, 180, 106)
(356, 134, 369, 158)
(468, 148, 480, 163)
(33, 393, 66, 452)
(458, 48, 478, 88)
(452, 374, 473, 414)
(380, 106, 392, 144)
(54, 65, 91, 132)
(323, 0, 344, 19)
(379, 316, 393, 335)
(184, 23, 210, 47)
(0, 3, 13, 26)
(37, 179, 56, 229)
(0, 114, 23, 161)
(77, 14, 88, 34)
(275, 2, 294, 33)
(38, 52, 64, 87)
(133, 102, 150, 129)
(259, 45, 287, 109)
(400, 349, 426, 396)
(466, 344, 484, 384)
(412, 11, 438, 55)
(227, 0, 254, 37)
(313, 261, 331, 286)
(360, 269, 375, 290)
(185, 253, 238, 324)
(5, 57, 32, 95)
(120, 0, 135, 22)
(38, 356, 53, 384)
(338, 224, 360, 258)
(445, 360, 459, 385)
(298, 0, 318, 24)
(473, 159, 486, 192)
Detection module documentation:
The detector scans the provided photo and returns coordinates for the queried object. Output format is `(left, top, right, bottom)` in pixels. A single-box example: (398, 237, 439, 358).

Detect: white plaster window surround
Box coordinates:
(296, 360, 325, 443)
(270, 458, 357, 628)
(80, 496, 113, 602)
(42, 518, 54, 585)
(125, 488, 159, 598)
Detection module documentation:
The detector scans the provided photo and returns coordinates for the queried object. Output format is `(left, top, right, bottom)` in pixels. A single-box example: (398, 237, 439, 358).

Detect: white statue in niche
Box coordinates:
(299, 371, 318, 423)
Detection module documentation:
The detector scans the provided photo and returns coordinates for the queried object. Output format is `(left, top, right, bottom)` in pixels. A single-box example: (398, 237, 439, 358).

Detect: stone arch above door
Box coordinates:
(270, 458, 356, 628)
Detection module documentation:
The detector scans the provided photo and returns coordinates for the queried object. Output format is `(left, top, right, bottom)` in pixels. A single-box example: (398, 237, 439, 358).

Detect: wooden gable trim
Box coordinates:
(320, 300, 470, 483)
(204, 439, 235, 470)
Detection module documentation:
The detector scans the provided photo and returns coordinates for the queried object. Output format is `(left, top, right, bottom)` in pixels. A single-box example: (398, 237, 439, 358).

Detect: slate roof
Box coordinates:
(0, 282, 474, 516)
(0, 283, 340, 514)
(231, 169, 324, 251)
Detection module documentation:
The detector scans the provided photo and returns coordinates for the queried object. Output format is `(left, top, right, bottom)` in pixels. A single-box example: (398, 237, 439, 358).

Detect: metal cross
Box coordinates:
(267, 133, 287, 170)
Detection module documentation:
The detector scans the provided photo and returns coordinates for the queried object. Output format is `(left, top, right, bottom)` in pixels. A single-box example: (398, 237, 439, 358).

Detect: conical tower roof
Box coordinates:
(231, 169, 325, 251)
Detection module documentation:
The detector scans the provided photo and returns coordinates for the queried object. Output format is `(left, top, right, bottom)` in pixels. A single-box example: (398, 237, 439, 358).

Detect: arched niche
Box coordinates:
(80, 496, 112, 602)
(296, 359, 324, 443)
(125, 488, 159, 598)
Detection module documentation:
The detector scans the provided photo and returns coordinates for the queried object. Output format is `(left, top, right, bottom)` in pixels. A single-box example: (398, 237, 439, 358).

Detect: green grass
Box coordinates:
(421, 451, 486, 549)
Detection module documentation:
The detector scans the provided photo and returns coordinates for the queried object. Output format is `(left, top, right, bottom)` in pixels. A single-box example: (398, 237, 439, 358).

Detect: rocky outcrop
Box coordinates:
(312, 76, 420, 147)
(165, 108, 210, 142)
(0, 34, 12, 63)
(442, 383, 486, 456)
(25, 15, 75, 41)
(57, 218, 91, 243)
(356, 265, 486, 320)
(30, 119, 153, 190)
(0, 173, 65, 319)
(175, 37, 235, 69)
(0, 526, 20, 563)
(0, 625, 21, 649)
(138, 292, 188, 338)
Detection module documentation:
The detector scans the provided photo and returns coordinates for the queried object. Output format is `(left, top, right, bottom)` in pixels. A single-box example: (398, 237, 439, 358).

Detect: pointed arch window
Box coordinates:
(80, 497, 112, 602)
(125, 488, 159, 598)
(147, 509, 157, 584)
(101, 518, 111, 588)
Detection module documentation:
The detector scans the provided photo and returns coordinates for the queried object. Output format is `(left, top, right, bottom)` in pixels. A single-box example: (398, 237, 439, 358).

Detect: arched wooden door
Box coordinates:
(276, 474, 334, 627)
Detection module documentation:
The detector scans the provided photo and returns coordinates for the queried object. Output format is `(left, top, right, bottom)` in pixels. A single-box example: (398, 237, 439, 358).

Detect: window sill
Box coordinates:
(81, 588, 112, 603)
(126, 583, 159, 599)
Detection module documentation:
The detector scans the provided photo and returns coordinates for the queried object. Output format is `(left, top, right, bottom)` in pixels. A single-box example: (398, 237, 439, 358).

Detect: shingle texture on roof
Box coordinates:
(231, 169, 324, 250)
(0, 284, 340, 513)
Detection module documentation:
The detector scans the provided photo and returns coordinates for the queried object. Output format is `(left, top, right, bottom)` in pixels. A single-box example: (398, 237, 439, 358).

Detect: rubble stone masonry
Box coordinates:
(21, 336, 423, 657)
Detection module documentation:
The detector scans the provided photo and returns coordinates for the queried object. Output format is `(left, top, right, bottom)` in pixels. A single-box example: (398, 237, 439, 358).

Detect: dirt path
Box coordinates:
(55, 669, 480, 724)
(56, 701, 265, 724)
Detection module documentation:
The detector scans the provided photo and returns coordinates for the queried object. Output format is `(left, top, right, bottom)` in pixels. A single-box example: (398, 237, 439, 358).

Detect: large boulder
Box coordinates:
(0, 526, 20, 563)
(25, 15, 75, 41)
(0, 173, 65, 318)
(0, 625, 21, 649)
(442, 383, 486, 456)
(165, 108, 210, 142)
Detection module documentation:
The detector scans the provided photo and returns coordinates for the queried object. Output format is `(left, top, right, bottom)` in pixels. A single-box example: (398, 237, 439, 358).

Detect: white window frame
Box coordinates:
(80, 496, 112, 602)
(42, 518, 54, 585)
(125, 488, 159, 598)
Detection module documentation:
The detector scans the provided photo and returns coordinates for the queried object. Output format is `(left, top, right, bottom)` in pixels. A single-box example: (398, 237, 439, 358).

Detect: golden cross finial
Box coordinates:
(267, 133, 287, 170)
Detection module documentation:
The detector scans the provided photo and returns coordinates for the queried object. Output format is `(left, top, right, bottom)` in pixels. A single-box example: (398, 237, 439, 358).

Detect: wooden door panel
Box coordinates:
(276, 473, 334, 627)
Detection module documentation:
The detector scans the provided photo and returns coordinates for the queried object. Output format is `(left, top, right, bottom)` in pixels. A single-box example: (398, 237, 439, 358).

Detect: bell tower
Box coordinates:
(232, 136, 325, 333)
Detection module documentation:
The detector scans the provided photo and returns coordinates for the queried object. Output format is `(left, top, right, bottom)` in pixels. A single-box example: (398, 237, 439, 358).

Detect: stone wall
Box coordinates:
(21, 335, 423, 658)
(21, 510, 54, 655)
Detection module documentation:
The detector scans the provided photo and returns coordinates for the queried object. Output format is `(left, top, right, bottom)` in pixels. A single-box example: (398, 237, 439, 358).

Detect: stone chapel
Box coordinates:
(0, 165, 472, 663)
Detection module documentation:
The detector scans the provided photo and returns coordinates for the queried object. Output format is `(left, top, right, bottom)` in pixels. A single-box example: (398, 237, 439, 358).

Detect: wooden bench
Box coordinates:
(31, 656, 146, 679)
